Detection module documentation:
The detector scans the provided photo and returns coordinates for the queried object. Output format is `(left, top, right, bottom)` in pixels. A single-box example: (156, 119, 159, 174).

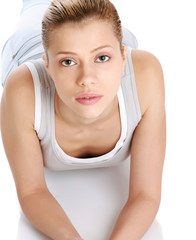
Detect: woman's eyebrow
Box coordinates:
(91, 45, 113, 53)
(56, 45, 113, 56)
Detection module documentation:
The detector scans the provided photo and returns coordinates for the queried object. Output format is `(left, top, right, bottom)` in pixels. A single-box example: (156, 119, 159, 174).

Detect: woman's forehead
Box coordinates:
(48, 20, 119, 52)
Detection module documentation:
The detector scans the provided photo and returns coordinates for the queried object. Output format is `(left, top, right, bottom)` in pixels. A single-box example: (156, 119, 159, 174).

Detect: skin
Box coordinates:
(0, 19, 166, 240)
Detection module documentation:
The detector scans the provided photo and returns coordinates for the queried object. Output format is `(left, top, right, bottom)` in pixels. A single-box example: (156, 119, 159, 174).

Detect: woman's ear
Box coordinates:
(122, 45, 128, 61)
(121, 45, 127, 72)
(42, 54, 49, 69)
(42, 53, 53, 79)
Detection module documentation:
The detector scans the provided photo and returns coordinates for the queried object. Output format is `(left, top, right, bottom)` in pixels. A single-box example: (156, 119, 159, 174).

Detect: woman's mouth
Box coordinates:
(75, 93, 103, 105)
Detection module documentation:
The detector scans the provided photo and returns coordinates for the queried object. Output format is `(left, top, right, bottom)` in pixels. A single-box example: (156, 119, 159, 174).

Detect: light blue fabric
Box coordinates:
(22, 0, 50, 11)
(1, 26, 44, 86)
(1, 0, 50, 86)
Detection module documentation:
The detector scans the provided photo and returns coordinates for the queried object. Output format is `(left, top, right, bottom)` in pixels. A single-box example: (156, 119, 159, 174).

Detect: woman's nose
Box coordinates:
(77, 65, 97, 87)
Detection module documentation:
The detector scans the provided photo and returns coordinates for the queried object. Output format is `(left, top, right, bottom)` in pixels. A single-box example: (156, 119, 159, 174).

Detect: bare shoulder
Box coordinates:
(1, 64, 35, 128)
(3, 64, 34, 92)
(131, 49, 165, 116)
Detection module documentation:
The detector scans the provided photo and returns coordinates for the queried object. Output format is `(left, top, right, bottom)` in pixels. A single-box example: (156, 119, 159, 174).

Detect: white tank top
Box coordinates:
(24, 47, 141, 170)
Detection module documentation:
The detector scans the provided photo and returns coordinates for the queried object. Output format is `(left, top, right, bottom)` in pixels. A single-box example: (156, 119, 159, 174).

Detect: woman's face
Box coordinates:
(44, 20, 127, 124)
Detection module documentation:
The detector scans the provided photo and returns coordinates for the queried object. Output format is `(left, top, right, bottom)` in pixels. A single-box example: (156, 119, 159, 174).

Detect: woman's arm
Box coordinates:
(110, 50, 166, 240)
(0, 66, 82, 240)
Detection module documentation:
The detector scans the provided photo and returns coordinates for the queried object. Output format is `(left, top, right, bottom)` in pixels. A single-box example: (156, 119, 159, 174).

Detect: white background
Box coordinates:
(0, 0, 196, 239)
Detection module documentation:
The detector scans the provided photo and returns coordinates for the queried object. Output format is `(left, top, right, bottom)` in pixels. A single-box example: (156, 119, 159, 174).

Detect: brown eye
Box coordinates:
(61, 59, 76, 66)
(96, 55, 110, 63)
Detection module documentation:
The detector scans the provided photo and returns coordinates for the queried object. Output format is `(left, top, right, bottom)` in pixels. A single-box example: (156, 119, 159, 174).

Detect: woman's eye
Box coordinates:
(61, 59, 75, 67)
(96, 55, 110, 63)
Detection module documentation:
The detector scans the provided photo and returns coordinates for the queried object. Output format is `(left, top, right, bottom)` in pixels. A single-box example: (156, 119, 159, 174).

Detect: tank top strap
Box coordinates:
(24, 58, 55, 140)
(120, 47, 142, 134)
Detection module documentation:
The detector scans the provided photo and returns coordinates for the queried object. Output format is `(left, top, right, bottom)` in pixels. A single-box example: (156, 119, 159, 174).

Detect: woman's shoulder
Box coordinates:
(1, 64, 35, 127)
(131, 49, 165, 116)
(3, 64, 34, 93)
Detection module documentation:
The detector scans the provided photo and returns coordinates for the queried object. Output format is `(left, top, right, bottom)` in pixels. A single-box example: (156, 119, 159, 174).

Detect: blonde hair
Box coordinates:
(42, 0, 123, 53)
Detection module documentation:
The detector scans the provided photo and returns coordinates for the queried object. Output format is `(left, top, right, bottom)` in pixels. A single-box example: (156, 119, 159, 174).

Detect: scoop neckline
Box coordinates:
(50, 84, 127, 165)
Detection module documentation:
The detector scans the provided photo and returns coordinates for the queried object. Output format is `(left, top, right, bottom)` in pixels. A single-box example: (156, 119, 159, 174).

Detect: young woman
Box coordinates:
(0, 0, 166, 239)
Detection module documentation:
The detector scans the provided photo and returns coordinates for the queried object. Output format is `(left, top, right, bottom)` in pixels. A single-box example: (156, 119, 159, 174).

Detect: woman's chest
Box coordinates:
(55, 112, 121, 158)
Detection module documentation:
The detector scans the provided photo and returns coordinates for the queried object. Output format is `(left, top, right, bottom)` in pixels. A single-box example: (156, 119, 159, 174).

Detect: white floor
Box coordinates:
(1, 0, 196, 239)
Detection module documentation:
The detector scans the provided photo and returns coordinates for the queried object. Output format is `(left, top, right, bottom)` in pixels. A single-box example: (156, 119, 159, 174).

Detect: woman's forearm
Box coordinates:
(19, 190, 82, 240)
(110, 195, 160, 240)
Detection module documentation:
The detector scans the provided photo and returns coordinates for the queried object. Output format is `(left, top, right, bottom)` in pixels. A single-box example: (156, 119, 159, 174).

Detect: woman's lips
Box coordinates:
(75, 93, 103, 105)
